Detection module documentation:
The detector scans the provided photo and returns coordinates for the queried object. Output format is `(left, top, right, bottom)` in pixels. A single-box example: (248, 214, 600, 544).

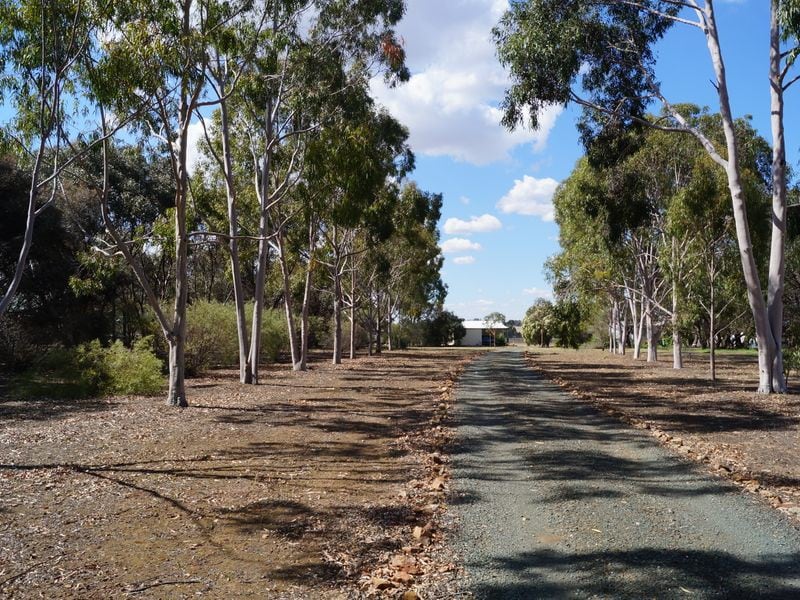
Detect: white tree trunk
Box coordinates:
(276, 230, 301, 370)
(672, 276, 683, 369)
(248, 95, 274, 385)
(332, 259, 343, 365)
(387, 294, 393, 351)
(645, 296, 658, 363)
(700, 3, 777, 392)
(767, 0, 788, 392)
(710, 278, 717, 383)
(349, 267, 356, 360)
(218, 90, 251, 384)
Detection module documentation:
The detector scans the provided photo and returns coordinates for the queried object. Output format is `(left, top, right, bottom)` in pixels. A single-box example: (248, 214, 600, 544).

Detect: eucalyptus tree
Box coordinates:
(0, 0, 126, 317)
(193, 2, 267, 383)
(220, 0, 408, 381)
(483, 312, 507, 346)
(91, 0, 259, 406)
(679, 154, 748, 381)
(522, 299, 554, 347)
(310, 103, 412, 364)
(380, 183, 445, 350)
(495, 0, 800, 392)
(348, 181, 445, 352)
(547, 158, 640, 355)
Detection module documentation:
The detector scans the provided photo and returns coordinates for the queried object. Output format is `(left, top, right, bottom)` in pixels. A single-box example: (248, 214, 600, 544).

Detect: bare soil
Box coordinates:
(0, 349, 479, 599)
(527, 347, 800, 522)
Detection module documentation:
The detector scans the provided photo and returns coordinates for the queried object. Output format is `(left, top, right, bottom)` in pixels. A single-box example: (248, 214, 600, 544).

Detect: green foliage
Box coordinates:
(522, 299, 554, 347)
(424, 311, 465, 346)
(185, 301, 241, 375)
(389, 321, 418, 349)
(103, 337, 164, 395)
(184, 301, 289, 374)
(12, 337, 163, 399)
(784, 347, 800, 388)
(551, 299, 587, 350)
(259, 308, 290, 363)
(494, 0, 675, 153)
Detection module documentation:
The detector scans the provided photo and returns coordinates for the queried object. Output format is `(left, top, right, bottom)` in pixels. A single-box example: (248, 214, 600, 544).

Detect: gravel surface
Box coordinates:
(451, 348, 800, 599)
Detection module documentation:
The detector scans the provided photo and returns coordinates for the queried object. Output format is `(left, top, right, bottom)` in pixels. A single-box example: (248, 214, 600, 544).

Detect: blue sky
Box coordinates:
(371, 0, 799, 321)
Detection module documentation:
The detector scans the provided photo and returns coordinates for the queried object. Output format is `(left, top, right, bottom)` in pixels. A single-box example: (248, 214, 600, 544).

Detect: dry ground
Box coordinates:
(528, 347, 800, 521)
(0, 349, 479, 599)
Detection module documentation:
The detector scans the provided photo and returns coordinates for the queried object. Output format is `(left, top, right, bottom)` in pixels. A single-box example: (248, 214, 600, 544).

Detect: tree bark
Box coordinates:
(375, 291, 382, 355)
(387, 293, 393, 351)
(645, 297, 658, 363)
(767, 0, 788, 392)
(349, 267, 356, 360)
(332, 250, 343, 365)
(629, 293, 644, 360)
(710, 277, 717, 383)
(218, 82, 251, 383)
(248, 94, 274, 384)
(672, 273, 683, 369)
(299, 220, 315, 371)
(701, 3, 777, 392)
(276, 229, 301, 370)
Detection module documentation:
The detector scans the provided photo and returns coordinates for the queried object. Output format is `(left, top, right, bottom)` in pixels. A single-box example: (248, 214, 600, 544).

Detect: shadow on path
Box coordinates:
(452, 349, 800, 599)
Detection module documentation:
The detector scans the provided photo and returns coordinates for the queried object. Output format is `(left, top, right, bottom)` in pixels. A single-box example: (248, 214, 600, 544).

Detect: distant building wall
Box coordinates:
(461, 329, 483, 346)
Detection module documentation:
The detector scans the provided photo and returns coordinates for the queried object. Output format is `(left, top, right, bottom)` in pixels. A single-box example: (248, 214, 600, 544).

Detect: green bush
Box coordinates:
(184, 301, 289, 374)
(260, 308, 290, 362)
(103, 337, 164, 395)
(784, 347, 800, 388)
(185, 301, 240, 375)
(13, 337, 163, 399)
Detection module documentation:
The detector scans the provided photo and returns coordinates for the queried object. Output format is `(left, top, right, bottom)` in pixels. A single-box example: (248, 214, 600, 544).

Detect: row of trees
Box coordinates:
(0, 0, 448, 406)
(496, 0, 800, 392)
(545, 112, 800, 382)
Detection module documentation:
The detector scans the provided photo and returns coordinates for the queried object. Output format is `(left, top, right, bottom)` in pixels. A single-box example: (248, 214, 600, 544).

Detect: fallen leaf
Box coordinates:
(371, 577, 394, 590)
(429, 477, 446, 491)
(392, 571, 414, 584)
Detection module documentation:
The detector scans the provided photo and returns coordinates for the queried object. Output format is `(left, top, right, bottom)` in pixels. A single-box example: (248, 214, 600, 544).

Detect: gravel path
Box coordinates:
(451, 348, 800, 599)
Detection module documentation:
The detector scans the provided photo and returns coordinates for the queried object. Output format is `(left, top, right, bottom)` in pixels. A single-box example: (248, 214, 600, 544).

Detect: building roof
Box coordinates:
(462, 320, 508, 330)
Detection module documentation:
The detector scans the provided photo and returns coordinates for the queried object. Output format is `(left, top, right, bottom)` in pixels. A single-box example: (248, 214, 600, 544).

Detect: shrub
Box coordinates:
(14, 338, 163, 399)
(184, 302, 290, 374)
(103, 337, 164, 395)
(185, 301, 240, 375)
(784, 347, 800, 388)
(260, 308, 289, 362)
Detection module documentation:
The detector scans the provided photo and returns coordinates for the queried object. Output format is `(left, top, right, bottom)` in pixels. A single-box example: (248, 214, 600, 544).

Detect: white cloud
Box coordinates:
(440, 238, 482, 254)
(497, 175, 559, 221)
(476, 299, 495, 307)
(443, 214, 502, 235)
(370, 0, 562, 165)
(523, 287, 553, 299)
(459, 196, 471, 205)
(453, 255, 476, 265)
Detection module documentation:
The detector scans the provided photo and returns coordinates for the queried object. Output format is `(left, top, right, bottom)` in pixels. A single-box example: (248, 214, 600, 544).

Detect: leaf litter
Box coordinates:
(0, 349, 480, 599)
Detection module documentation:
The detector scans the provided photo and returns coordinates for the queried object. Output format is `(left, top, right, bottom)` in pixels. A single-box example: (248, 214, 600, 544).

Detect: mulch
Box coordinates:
(0, 349, 479, 599)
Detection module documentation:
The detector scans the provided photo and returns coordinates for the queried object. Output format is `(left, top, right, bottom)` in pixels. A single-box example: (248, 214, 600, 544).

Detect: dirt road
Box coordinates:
(451, 349, 800, 599)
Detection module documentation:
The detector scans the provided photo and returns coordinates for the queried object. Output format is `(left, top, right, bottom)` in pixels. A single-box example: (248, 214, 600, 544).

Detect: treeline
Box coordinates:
(0, 0, 450, 405)
(524, 108, 800, 381)
(494, 0, 799, 392)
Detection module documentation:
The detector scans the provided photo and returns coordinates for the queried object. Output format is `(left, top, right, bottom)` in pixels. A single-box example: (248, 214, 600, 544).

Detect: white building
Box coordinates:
(459, 320, 509, 347)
